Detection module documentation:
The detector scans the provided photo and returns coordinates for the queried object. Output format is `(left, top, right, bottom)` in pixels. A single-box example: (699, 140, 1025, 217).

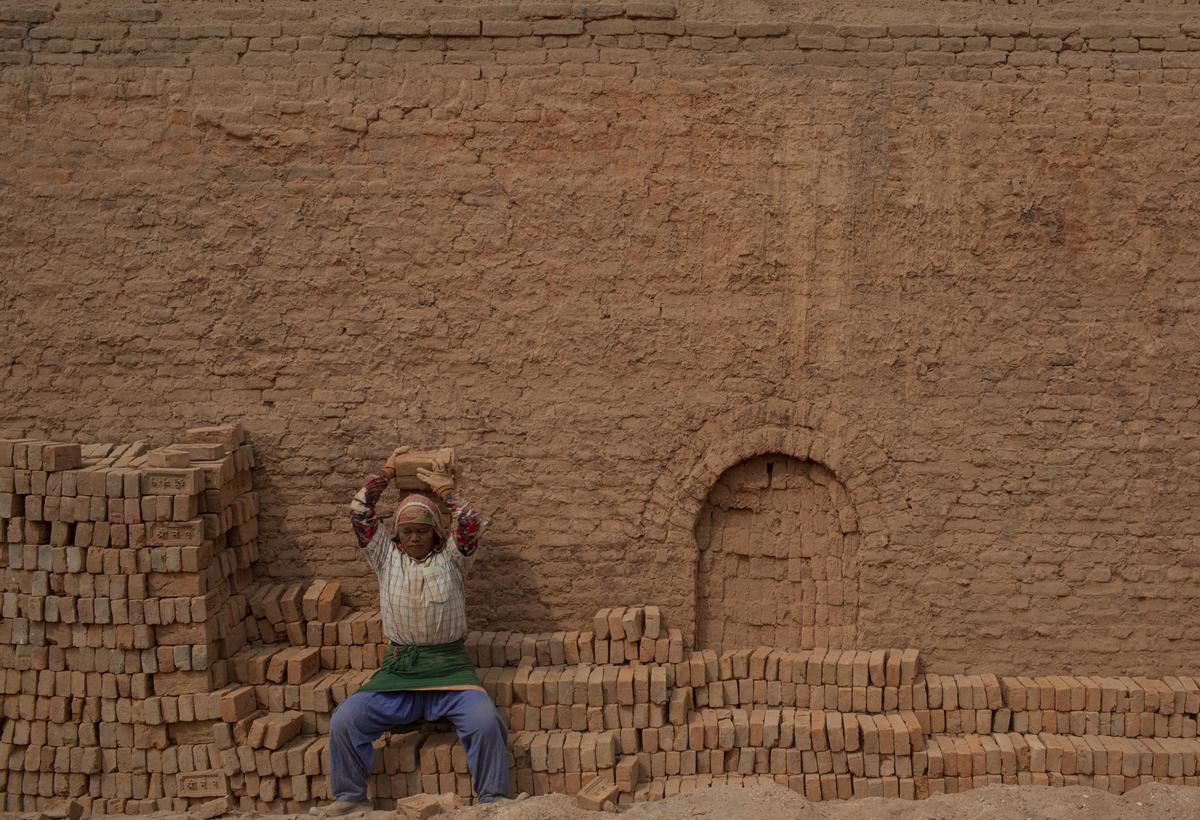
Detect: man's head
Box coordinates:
(391, 494, 446, 560)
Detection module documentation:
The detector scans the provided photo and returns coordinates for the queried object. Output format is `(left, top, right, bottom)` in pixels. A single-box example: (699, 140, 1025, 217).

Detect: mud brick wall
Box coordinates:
(3, 0, 1200, 675)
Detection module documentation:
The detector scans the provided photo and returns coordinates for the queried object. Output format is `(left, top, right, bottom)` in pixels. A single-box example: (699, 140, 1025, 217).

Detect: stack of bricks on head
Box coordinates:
(5, 429, 1200, 816)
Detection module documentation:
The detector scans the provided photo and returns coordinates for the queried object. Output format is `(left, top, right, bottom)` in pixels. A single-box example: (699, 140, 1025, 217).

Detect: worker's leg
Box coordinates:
(328, 691, 421, 802)
(427, 690, 510, 802)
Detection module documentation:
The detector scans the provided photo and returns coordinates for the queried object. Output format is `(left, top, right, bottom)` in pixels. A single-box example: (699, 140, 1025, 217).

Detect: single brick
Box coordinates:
(429, 19, 482, 37)
(577, 3, 623, 19)
(736, 23, 788, 38)
(109, 7, 161, 22)
(380, 20, 430, 37)
(625, 2, 676, 19)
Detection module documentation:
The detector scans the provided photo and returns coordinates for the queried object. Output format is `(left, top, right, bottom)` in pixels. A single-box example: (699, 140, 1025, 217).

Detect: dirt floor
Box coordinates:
(444, 783, 1200, 820)
(13, 782, 1200, 820)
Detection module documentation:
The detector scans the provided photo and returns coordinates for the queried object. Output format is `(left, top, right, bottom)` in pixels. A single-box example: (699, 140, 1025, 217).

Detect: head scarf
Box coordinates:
(392, 494, 447, 543)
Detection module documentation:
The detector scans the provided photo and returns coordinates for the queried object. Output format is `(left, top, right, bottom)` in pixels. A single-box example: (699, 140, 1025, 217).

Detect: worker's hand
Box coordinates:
(382, 447, 409, 481)
(416, 458, 455, 494)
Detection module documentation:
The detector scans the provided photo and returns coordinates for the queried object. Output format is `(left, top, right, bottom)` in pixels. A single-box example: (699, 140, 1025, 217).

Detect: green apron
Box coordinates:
(357, 639, 481, 692)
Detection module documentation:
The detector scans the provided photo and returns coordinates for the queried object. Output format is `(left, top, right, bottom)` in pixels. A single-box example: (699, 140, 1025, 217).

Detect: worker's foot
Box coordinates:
(308, 799, 373, 816)
(478, 792, 529, 804)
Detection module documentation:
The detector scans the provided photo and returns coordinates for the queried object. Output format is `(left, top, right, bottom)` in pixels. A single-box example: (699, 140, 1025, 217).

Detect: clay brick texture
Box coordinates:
(696, 456, 859, 652)
(3, 0, 1200, 676)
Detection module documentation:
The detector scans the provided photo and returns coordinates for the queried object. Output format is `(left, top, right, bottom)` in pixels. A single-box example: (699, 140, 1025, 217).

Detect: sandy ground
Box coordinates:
(13, 783, 1200, 820)
(444, 783, 1200, 820)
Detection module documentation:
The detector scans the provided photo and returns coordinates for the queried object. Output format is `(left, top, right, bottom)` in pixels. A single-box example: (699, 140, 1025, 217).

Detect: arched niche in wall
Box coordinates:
(638, 399, 898, 646)
(694, 453, 860, 651)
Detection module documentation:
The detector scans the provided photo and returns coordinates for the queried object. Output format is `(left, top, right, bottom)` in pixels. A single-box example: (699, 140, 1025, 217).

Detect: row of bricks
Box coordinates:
(9, 658, 1200, 743)
(1, 667, 370, 729)
(634, 772, 908, 803)
(0, 456, 251, 501)
(649, 708, 923, 755)
(3, 582, 245, 627)
(17, 698, 1196, 783)
(0, 472, 258, 520)
(10, 50, 1200, 82)
(13, 32, 1200, 71)
(1007, 708, 1200, 739)
(249, 609, 378, 648)
(0, 441, 82, 472)
(2, 621, 231, 671)
(6, 538, 256, 579)
(19, 669, 1195, 749)
(5, 546, 239, 590)
(1, 1, 679, 29)
(487, 661, 676, 707)
(928, 732, 1200, 779)
(12, 16, 1200, 41)
(0, 588, 251, 662)
(1, 501, 257, 545)
(2, 665, 158, 701)
(673, 676, 925, 713)
(2, 494, 199, 524)
(4, 715, 912, 777)
(1001, 674, 1200, 715)
(228, 642, 382, 683)
(0, 483, 253, 526)
(468, 627, 686, 667)
(0, 426, 244, 469)
(0, 769, 258, 804)
(1, 719, 166, 753)
(0, 740, 221, 777)
(926, 772, 1200, 796)
(248, 579, 342, 625)
(467, 629, 919, 689)
(492, 686, 921, 729)
(0, 437, 249, 491)
(517, 714, 923, 762)
(591, 605, 665, 641)
(216, 728, 623, 781)
(215, 745, 927, 803)
(3, 697, 155, 733)
(6, 561, 246, 609)
(619, 745, 927, 780)
(0, 460, 244, 507)
(0, 757, 1026, 810)
(3, 693, 218, 733)
(1, 717, 290, 757)
(218, 710, 304, 751)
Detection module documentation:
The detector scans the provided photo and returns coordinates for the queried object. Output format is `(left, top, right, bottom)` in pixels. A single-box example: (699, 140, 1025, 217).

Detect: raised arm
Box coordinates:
(436, 487, 485, 557)
(350, 447, 407, 549)
(350, 472, 390, 549)
(417, 459, 486, 557)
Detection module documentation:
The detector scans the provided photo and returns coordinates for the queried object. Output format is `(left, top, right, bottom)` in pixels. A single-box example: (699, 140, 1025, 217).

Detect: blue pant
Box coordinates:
(328, 689, 509, 803)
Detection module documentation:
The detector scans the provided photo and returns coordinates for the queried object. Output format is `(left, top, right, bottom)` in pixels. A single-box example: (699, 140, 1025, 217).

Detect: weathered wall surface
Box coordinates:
(2, 0, 1199, 675)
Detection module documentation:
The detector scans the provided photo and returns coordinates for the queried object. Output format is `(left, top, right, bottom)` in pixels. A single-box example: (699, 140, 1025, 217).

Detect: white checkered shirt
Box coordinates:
(363, 523, 472, 646)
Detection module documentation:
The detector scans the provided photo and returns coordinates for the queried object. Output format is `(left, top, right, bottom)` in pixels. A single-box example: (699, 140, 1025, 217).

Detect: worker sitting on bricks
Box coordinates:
(309, 448, 509, 816)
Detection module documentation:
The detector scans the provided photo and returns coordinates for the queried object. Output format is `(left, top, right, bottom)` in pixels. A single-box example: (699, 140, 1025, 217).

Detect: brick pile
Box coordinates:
(0, 424, 263, 814)
(5, 428, 1200, 813)
(200, 604, 1200, 811)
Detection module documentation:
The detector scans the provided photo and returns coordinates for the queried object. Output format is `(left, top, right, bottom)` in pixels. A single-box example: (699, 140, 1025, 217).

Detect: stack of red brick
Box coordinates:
(0, 425, 263, 814)
(6, 427, 1200, 814)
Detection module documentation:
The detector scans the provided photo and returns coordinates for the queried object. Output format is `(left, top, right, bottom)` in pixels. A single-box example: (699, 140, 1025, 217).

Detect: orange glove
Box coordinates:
(416, 458, 455, 494)
(382, 446, 409, 481)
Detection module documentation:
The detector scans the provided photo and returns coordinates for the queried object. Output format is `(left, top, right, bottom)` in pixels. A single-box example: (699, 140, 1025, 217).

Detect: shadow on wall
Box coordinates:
(695, 453, 860, 652)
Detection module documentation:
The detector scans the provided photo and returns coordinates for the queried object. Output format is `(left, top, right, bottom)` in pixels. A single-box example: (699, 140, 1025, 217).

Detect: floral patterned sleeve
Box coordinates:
(437, 487, 486, 557)
(350, 472, 390, 549)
